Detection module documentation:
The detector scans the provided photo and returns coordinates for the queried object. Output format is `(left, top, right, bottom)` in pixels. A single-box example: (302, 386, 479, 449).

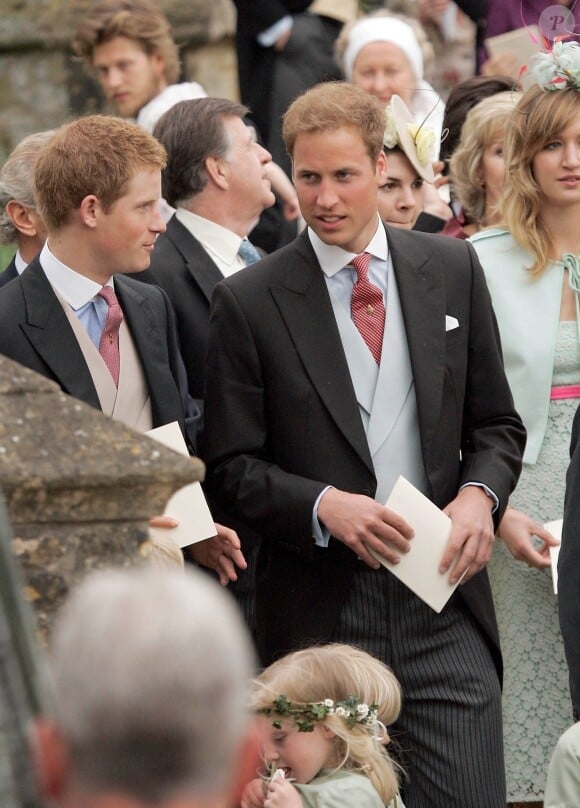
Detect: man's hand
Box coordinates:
(498, 507, 559, 569)
(317, 488, 413, 568)
(185, 523, 247, 586)
(441, 486, 495, 584)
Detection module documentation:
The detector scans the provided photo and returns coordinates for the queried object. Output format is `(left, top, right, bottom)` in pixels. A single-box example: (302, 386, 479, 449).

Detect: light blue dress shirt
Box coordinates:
(39, 242, 115, 349)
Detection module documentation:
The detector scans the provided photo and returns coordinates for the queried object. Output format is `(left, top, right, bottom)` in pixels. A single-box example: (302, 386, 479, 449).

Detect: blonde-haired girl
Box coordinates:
(241, 644, 405, 808)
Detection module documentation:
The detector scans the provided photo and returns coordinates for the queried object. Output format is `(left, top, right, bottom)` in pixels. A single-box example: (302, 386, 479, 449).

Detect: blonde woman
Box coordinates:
(446, 91, 519, 238)
(470, 41, 580, 804)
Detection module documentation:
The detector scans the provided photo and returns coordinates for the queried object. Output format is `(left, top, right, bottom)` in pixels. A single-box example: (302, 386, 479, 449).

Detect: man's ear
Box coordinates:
(78, 195, 101, 228)
(205, 155, 230, 191)
(5, 201, 39, 238)
(29, 717, 70, 801)
(227, 720, 261, 806)
(376, 150, 388, 186)
(150, 51, 165, 81)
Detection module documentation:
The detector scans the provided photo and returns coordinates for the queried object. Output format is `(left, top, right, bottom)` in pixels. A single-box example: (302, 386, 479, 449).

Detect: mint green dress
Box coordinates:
(471, 230, 579, 802)
(294, 769, 405, 808)
(488, 321, 579, 800)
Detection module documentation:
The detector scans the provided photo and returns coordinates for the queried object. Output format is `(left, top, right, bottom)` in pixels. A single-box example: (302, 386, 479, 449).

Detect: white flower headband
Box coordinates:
(527, 39, 580, 92)
(259, 694, 379, 733)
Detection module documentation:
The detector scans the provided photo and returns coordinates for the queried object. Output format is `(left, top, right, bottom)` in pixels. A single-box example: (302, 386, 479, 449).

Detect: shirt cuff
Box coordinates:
(257, 15, 293, 47)
(312, 486, 333, 547)
(460, 481, 499, 513)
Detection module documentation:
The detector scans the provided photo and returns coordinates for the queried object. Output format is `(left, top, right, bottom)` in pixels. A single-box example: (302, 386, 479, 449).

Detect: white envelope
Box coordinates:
(445, 315, 459, 332)
(146, 422, 216, 549)
(369, 476, 461, 613)
(544, 518, 562, 595)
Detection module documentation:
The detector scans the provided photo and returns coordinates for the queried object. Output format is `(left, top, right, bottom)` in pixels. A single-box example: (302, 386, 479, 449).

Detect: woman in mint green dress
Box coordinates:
(241, 644, 405, 808)
(470, 43, 580, 803)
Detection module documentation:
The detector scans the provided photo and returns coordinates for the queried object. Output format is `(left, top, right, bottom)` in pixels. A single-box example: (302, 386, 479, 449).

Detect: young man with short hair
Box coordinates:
(0, 114, 244, 584)
(72, 0, 205, 129)
(203, 81, 526, 808)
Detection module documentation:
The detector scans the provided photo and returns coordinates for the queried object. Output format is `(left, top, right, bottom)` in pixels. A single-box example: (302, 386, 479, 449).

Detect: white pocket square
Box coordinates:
(445, 315, 459, 332)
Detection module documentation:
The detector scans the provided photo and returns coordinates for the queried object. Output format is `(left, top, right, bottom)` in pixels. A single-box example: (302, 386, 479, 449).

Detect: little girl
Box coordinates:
(241, 643, 406, 808)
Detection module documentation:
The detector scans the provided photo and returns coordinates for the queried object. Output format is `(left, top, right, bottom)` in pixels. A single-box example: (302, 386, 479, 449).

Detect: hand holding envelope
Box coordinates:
(146, 422, 247, 585)
(369, 477, 460, 612)
(498, 508, 559, 570)
(316, 487, 414, 569)
(369, 477, 495, 612)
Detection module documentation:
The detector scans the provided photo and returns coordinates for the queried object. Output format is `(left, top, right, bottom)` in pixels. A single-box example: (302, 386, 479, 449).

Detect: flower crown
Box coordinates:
(527, 39, 580, 92)
(383, 103, 437, 167)
(259, 694, 379, 733)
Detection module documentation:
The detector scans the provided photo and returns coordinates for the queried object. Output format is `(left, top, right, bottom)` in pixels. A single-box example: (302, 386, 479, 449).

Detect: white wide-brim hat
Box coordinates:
(387, 94, 435, 183)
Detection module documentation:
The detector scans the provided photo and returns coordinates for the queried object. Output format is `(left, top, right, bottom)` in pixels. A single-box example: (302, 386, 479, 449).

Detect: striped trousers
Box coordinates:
(331, 566, 505, 808)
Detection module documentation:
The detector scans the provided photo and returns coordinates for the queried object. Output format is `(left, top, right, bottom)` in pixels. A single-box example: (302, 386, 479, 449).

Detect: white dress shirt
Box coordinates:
(175, 208, 249, 278)
(40, 242, 114, 349)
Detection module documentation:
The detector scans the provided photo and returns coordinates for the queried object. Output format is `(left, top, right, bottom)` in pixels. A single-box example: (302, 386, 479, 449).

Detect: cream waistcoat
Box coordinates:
(55, 289, 153, 432)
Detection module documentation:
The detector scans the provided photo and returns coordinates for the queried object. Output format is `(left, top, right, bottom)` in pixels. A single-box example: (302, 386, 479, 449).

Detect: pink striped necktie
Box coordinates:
(97, 286, 123, 386)
(350, 252, 386, 364)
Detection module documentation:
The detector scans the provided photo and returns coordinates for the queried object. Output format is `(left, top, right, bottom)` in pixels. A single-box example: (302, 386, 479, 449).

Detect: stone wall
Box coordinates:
(0, 0, 238, 162)
(0, 355, 203, 637)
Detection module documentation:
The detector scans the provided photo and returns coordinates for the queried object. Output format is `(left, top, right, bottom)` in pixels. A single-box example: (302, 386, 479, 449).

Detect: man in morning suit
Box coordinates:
(202, 83, 526, 807)
(138, 97, 275, 401)
(0, 115, 245, 586)
(0, 130, 54, 286)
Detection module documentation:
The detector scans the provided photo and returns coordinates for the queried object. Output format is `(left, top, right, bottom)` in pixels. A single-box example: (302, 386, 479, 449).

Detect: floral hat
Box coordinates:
(383, 95, 436, 183)
(526, 39, 580, 92)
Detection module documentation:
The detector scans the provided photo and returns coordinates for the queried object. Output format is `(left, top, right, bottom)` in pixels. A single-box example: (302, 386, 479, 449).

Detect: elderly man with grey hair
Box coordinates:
(31, 566, 258, 808)
(0, 130, 54, 286)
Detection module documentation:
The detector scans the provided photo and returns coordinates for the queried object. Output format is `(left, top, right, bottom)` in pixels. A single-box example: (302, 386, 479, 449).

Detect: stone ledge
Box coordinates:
(0, 354, 206, 636)
(0, 356, 203, 523)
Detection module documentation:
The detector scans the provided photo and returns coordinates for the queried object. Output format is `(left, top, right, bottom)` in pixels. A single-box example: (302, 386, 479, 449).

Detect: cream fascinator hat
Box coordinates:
(383, 95, 436, 183)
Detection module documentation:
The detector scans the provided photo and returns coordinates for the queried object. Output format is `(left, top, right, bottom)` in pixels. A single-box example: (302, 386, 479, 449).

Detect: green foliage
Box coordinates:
(0, 245, 16, 273)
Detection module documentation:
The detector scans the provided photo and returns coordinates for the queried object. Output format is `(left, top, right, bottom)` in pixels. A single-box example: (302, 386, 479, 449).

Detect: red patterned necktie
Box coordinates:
(350, 252, 386, 365)
(97, 286, 123, 386)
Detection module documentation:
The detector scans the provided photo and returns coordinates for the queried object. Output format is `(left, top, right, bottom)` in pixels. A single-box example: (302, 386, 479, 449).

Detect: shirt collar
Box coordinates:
(308, 215, 388, 277)
(15, 250, 28, 274)
(176, 208, 243, 264)
(40, 243, 113, 311)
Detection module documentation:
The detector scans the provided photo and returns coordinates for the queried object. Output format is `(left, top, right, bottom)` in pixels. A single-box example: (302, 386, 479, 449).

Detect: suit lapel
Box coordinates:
(270, 233, 374, 475)
(168, 217, 223, 303)
(387, 227, 446, 464)
(114, 276, 160, 378)
(19, 260, 101, 409)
